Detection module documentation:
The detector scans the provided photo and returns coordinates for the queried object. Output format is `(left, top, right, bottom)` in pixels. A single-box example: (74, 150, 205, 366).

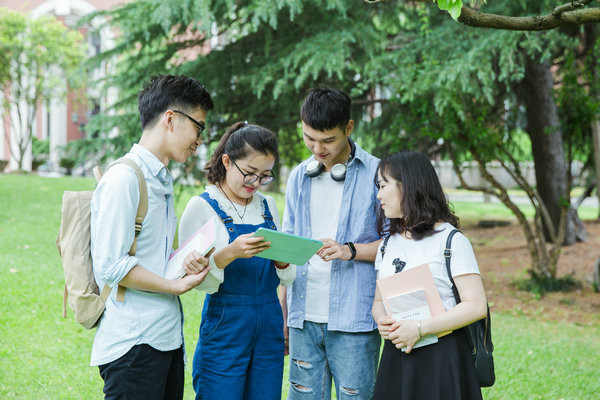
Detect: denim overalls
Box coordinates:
(192, 192, 285, 400)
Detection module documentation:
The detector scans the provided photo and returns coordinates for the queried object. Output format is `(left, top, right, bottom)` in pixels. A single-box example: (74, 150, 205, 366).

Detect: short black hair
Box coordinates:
(137, 74, 214, 130)
(204, 122, 279, 184)
(300, 87, 351, 132)
(375, 150, 459, 240)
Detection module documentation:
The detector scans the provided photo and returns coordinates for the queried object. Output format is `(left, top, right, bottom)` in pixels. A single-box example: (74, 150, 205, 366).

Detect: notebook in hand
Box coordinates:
(377, 263, 451, 341)
(165, 217, 216, 280)
(252, 227, 322, 266)
(387, 289, 438, 351)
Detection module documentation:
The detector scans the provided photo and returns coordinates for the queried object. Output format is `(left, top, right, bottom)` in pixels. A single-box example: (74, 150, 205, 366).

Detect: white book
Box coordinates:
(165, 217, 216, 281)
(386, 289, 439, 351)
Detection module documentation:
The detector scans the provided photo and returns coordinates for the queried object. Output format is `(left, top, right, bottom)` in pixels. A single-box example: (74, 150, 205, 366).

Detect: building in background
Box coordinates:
(0, 0, 124, 172)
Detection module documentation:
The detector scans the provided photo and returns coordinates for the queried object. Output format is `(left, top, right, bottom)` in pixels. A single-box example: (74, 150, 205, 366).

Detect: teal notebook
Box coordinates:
(252, 228, 323, 265)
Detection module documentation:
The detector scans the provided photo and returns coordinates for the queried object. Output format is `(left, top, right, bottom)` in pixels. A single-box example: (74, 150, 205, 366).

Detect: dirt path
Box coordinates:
(465, 220, 600, 325)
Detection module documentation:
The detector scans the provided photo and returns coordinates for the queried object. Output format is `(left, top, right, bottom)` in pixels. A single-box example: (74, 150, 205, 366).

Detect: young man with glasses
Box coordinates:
(281, 87, 382, 399)
(90, 75, 214, 400)
(178, 121, 295, 400)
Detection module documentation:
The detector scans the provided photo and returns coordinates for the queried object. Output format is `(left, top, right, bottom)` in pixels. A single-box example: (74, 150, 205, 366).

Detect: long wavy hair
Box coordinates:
(375, 150, 459, 240)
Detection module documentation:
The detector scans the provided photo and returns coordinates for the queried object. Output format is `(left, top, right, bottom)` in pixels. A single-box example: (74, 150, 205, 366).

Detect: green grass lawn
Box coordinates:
(1, 174, 599, 399)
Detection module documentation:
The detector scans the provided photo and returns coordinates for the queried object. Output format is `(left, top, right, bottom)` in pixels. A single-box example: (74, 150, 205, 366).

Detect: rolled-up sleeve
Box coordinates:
(90, 165, 141, 288)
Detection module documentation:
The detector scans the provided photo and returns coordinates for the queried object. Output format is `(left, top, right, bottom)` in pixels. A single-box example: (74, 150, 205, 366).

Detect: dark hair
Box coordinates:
(137, 74, 214, 130)
(375, 150, 459, 240)
(204, 122, 279, 184)
(300, 87, 351, 132)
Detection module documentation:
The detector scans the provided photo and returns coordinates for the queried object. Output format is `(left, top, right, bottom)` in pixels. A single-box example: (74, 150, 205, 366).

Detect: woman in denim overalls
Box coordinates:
(178, 122, 295, 400)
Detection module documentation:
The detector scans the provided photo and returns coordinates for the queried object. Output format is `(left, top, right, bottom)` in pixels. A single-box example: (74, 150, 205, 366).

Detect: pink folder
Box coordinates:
(165, 217, 216, 280)
(376, 263, 451, 337)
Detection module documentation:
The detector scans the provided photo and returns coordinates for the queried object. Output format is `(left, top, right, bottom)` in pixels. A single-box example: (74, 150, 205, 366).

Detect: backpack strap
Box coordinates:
(444, 228, 462, 302)
(111, 158, 148, 256)
(380, 234, 391, 258)
(104, 157, 149, 302)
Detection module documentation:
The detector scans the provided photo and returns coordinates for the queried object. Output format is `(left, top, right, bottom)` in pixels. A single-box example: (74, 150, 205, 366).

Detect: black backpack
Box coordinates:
(444, 229, 495, 387)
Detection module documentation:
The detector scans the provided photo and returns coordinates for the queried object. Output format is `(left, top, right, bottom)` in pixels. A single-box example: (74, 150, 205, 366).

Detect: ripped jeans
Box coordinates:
(287, 322, 380, 400)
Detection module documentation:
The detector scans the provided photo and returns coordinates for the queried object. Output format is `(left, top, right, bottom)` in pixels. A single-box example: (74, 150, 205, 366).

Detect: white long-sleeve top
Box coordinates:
(178, 185, 296, 293)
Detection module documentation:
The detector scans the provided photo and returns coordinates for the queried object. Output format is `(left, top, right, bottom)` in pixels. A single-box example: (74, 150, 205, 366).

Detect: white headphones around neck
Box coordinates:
(305, 139, 356, 182)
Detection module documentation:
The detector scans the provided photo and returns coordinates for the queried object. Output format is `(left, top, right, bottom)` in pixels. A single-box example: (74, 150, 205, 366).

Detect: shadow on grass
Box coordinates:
(513, 272, 582, 299)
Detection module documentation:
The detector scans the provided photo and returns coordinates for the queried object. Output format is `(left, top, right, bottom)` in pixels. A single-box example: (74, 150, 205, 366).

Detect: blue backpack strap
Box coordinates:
(261, 198, 277, 230)
(199, 192, 236, 235)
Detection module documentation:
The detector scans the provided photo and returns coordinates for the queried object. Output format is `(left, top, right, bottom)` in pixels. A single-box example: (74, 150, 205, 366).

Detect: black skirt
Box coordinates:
(373, 329, 483, 400)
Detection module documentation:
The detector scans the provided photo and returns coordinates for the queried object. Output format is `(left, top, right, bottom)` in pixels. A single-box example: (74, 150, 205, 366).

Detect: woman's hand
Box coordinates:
(388, 319, 421, 354)
(317, 238, 352, 261)
(376, 315, 396, 340)
(229, 232, 271, 259)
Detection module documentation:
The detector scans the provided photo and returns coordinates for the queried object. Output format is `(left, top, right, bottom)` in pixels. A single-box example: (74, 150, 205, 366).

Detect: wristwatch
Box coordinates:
(344, 242, 357, 260)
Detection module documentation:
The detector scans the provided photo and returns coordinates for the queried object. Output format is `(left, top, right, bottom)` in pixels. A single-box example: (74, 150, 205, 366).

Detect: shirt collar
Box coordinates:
(302, 139, 368, 173)
(350, 140, 369, 167)
(130, 143, 168, 178)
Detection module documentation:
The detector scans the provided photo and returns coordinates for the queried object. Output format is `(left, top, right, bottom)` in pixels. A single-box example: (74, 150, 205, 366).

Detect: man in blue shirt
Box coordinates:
(282, 88, 381, 400)
(90, 75, 214, 400)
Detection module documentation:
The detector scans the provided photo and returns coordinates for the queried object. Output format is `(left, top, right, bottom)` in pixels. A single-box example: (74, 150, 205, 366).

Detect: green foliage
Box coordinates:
(80, 0, 598, 210)
(0, 9, 86, 102)
(81, 0, 392, 168)
(436, 0, 463, 20)
(31, 137, 50, 156)
(0, 8, 87, 168)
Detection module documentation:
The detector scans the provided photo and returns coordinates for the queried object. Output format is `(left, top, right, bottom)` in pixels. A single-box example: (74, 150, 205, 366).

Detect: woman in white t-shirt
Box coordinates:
(371, 150, 487, 400)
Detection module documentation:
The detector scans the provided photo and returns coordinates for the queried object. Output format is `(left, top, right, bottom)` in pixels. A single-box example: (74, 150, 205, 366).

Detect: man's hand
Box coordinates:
(317, 238, 352, 261)
(168, 266, 211, 295)
(182, 248, 214, 275)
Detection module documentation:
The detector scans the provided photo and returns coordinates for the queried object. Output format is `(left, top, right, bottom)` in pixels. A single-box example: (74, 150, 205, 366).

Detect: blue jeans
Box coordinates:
(287, 322, 380, 400)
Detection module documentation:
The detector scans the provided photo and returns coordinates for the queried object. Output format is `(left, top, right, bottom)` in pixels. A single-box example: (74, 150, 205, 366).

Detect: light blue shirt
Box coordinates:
(282, 142, 380, 332)
(90, 144, 181, 366)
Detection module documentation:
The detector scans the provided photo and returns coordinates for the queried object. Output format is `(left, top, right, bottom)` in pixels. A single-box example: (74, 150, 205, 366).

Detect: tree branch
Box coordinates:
(353, 98, 390, 105)
(458, 4, 600, 31)
(553, 0, 595, 17)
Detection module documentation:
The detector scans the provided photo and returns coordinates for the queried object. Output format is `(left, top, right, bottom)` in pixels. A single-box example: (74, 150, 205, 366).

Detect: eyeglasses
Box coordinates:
(229, 157, 275, 185)
(172, 110, 206, 139)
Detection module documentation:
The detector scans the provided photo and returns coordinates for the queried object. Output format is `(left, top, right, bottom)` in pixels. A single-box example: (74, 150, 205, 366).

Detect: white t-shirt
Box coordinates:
(374, 223, 480, 311)
(178, 185, 296, 293)
(304, 172, 344, 323)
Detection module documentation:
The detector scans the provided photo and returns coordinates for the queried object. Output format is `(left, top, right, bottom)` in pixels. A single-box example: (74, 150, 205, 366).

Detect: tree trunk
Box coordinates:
(592, 120, 600, 219)
(521, 56, 575, 245)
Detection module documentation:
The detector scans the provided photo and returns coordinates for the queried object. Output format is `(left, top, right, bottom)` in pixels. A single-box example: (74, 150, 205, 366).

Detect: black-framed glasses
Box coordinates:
(229, 157, 275, 185)
(172, 110, 206, 139)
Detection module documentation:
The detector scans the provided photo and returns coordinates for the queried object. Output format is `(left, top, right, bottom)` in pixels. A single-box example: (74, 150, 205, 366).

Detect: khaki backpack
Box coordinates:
(56, 158, 148, 329)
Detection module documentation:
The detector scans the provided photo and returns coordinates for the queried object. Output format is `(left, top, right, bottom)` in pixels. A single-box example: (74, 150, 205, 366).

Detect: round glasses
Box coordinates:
(229, 157, 275, 185)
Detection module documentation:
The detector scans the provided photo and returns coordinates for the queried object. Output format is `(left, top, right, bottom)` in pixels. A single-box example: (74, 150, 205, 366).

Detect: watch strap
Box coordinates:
(345, 242, 357, 260)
